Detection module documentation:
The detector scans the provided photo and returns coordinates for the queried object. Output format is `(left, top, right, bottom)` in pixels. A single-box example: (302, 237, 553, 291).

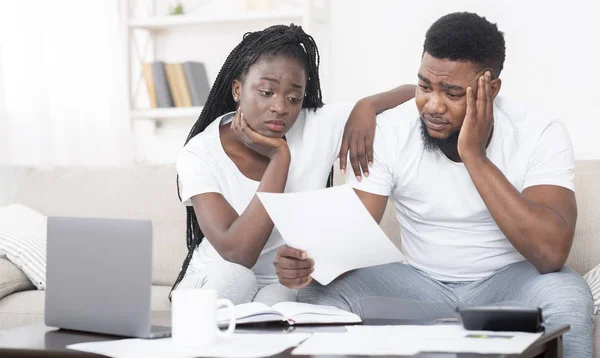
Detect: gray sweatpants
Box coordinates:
(299, 260, 594, 358)
(177, 260, 297, 306)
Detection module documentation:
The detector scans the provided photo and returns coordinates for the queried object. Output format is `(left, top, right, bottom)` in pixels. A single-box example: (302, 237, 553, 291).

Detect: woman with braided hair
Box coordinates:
(173, 24, 415, 304)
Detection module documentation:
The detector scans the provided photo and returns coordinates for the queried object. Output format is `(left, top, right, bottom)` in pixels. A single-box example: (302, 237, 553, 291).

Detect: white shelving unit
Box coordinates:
(122, 0, 330, 123)
(130, 106, 204, 120)
(129, 10, 304, 31)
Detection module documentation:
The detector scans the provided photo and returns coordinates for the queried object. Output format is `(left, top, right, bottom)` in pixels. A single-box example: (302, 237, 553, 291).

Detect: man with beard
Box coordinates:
(273, 12, 594, 358)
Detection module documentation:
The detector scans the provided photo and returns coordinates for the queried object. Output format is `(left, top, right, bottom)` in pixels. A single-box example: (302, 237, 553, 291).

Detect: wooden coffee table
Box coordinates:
(0, 320, 568, 358)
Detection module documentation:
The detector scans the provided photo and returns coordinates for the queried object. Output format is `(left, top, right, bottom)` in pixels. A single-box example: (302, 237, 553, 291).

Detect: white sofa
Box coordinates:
(0, 162, 599, 353)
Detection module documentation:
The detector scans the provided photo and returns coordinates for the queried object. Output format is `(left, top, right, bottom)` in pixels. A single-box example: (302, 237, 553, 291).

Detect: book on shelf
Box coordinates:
(139, 61, 210, 111)
(150, 62, 174, 108)
(176, 64, 194, 107)
(141, 63, 157, 108)
(217, 302, 362, 326)
(165, 63, 192, 107)
(182, 62, 211, 106)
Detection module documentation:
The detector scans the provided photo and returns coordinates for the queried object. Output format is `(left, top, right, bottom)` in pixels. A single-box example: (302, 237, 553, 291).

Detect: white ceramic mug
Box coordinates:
(171, 288, 236, 346)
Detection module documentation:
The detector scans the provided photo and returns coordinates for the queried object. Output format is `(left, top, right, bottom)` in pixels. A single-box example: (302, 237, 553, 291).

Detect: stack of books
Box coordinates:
(141, 61, 211, 108)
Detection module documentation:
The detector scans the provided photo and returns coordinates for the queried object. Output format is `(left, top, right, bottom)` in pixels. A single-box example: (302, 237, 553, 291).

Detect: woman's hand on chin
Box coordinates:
(231, 109, 289, 159)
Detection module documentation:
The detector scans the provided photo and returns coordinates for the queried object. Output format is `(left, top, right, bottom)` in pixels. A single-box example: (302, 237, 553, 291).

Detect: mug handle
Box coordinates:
(216, 298, 236, 336)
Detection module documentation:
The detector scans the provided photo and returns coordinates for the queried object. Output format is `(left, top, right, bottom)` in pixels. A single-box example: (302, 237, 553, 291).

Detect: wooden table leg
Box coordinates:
(543, 335, 563, 358)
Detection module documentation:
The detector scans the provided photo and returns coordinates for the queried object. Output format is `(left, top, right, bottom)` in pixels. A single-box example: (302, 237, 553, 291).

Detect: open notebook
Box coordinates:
(218, 302, 362, 326)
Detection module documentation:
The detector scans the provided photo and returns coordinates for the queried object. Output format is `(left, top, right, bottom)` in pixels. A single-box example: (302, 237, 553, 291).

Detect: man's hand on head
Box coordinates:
(273, 245, 314, 289)
(458, 71, 495, 163)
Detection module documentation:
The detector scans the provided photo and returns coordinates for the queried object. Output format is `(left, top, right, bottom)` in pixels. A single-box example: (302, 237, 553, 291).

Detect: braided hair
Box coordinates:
(170, 24, 331, 298)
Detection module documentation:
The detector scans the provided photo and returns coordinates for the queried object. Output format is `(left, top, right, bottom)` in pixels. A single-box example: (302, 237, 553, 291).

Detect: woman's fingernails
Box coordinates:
(369, 161, 373, 167)
(356, 175, 362, 182)
(301, 252, 307, 259)
(341, 168, 346, 176)
(364, 172, 369, 177)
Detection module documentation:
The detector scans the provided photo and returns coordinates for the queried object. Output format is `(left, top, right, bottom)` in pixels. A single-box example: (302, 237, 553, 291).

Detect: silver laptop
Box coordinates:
(45, 217, 171, 339)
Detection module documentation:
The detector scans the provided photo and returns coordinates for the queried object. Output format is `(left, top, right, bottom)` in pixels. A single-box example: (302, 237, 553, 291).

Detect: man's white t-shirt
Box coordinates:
(177, 104, 353, 286)
(348, 97, 575, 282)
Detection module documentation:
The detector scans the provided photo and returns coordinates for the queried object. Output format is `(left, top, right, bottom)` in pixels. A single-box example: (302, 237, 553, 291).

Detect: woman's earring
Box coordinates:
(234, 97, 239, 102)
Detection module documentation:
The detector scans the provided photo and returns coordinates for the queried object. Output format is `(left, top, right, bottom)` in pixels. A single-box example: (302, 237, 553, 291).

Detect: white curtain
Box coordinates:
(0, 0, 133, 167)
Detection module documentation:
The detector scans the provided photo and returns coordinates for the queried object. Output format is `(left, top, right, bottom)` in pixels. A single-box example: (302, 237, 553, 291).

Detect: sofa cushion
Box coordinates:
(596, 315, 600, 358)
(0, 204, 47, 289)
(0, 258, 35, 301)
(568, 161, 600, 276)
(584, 263, 600, 315)
(13, 165, 188, 286)
(0, 285, 172, 330)
(0, 290, 44, 329)
(0, 166, 31, 207)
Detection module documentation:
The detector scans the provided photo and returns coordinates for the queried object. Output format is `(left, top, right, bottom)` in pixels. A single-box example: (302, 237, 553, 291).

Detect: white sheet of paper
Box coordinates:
(257, 185, 404, 285)
(344, 325, 543, 355)
(292, 332, 422, 356)
(67, 333, 310, 358)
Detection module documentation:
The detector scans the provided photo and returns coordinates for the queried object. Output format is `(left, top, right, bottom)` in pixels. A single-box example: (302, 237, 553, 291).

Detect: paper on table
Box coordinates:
(67, 333, 310, 358)
(292, 332, 422, 356)
(257, 185, 404, 285)
(344, 325, 543, 355)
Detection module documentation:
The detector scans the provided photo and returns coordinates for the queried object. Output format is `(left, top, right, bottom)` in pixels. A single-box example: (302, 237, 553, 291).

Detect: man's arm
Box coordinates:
(463, 159, 576, 274)
(465, 158, 577, 273)
(353, 189, 389, 224)
(459, 72, 576, 273)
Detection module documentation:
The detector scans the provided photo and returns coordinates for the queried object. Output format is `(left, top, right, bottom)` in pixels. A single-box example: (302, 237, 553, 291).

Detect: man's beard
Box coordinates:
(420, 117, 460, 153)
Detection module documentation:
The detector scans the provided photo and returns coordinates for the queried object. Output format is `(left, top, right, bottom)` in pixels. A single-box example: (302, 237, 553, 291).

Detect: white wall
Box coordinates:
(138, 0, 600, 163)
(328, 0, 600, 159)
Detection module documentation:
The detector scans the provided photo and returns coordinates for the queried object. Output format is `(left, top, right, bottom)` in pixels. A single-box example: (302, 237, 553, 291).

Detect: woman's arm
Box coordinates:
(339, 84, 416, 179)
(360, 84, 417, 114)
(190, 111, 291, 268)
(191, 147, 289, 268)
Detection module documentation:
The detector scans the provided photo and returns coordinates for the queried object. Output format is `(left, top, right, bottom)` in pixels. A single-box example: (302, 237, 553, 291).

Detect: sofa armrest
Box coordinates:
(0, 257, 35, 300)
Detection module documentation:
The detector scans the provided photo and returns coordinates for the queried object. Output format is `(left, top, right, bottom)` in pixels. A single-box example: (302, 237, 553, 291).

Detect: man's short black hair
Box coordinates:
(423, 12, 506, 77)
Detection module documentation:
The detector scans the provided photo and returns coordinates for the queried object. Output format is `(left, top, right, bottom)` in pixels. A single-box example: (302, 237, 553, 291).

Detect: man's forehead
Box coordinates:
(418, 53, 478, 83)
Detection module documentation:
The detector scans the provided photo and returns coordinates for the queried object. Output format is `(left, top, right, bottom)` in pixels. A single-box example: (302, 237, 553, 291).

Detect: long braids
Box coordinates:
(170, 24, 330, 299)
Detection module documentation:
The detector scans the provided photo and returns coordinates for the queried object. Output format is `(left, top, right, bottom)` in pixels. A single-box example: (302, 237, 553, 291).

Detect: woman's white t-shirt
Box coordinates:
(177, 104, 353, 286)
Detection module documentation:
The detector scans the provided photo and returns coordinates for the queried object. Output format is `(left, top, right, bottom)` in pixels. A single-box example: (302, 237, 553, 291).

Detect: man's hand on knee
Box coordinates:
(274, 245, 314, 289)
